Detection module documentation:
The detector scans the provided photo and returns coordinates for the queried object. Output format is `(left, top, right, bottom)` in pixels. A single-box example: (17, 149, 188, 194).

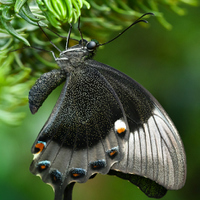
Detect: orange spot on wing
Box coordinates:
(110, 150, 117, 156)
(40, 165, 46, 170)
(72, 173, 80, 177)
(117, 127, 125, 134)
(35, 143, 45, 153)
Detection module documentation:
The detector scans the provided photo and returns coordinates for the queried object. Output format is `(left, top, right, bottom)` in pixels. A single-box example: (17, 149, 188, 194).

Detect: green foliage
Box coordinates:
(0, 0, 199, 125)
(0, 50, 35, 125)
(0, 0, 198, 46)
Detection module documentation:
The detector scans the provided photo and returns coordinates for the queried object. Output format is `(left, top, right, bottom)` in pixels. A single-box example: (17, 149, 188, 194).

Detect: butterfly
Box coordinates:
(29, 13, 186, 200)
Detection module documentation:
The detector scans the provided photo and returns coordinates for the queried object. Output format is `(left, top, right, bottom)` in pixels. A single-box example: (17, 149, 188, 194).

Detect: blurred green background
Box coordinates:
(1, 4, 200, 200)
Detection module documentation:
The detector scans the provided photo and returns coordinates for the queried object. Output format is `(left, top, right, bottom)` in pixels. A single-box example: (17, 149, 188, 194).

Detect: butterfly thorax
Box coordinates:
(55, 41, 97, 72)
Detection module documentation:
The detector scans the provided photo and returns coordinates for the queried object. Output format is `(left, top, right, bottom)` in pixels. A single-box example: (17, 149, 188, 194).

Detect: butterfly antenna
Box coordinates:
(98, 13, 154, 47)
(37, 22, 61, 53)
(78, 17, 84, 45)
(66, 23, 73, 50)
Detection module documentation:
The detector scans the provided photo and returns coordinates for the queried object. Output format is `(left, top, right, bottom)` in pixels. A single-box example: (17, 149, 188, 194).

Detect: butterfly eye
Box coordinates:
(86, 40, 97, 51)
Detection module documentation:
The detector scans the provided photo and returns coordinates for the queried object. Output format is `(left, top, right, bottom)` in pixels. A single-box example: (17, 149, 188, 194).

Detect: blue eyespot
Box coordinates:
(107, 147, 119, 158)
(90, 160, 106, 170)
(37, 160, 50, 171)
(70, 168, 86, 178)
(50, 169, 62, 183)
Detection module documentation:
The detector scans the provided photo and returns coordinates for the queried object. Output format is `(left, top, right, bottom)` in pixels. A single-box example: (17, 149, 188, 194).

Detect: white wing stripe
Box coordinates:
(143, 123, 154, 180)
(139, 127, 147, 175)
(150, 116, 165, 185)
(162, 140, 169, 187)
(127, 132, 134, 171)
(165, 141, 175, 188)
(133, 131, 141, 174)
(154, 116, 179, 187)
(147, 118, 159, 181)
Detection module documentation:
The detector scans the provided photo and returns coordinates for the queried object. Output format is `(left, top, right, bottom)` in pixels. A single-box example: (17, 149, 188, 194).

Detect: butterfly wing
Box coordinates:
(86, 59, 186, 191)
(30, 59, 186, 199)
(29, 66, 130, 200)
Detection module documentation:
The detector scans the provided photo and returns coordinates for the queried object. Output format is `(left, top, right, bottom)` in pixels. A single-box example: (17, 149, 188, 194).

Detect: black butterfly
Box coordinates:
(29, 14, 186, 200)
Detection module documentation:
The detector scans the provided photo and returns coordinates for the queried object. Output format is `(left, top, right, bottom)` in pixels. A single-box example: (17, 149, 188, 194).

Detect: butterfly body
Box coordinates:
(29, 39, 186, 199)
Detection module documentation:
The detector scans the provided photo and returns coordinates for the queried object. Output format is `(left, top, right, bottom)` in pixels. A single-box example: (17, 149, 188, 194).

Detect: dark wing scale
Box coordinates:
(30, 66, 129, 200)
(86, 59, 186, 190)
(30, 74, 71, 153)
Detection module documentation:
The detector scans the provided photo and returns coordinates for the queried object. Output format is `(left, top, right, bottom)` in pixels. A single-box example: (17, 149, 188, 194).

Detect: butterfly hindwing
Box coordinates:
(29, 65, 129, 199)
(86, 59, 186, 190)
